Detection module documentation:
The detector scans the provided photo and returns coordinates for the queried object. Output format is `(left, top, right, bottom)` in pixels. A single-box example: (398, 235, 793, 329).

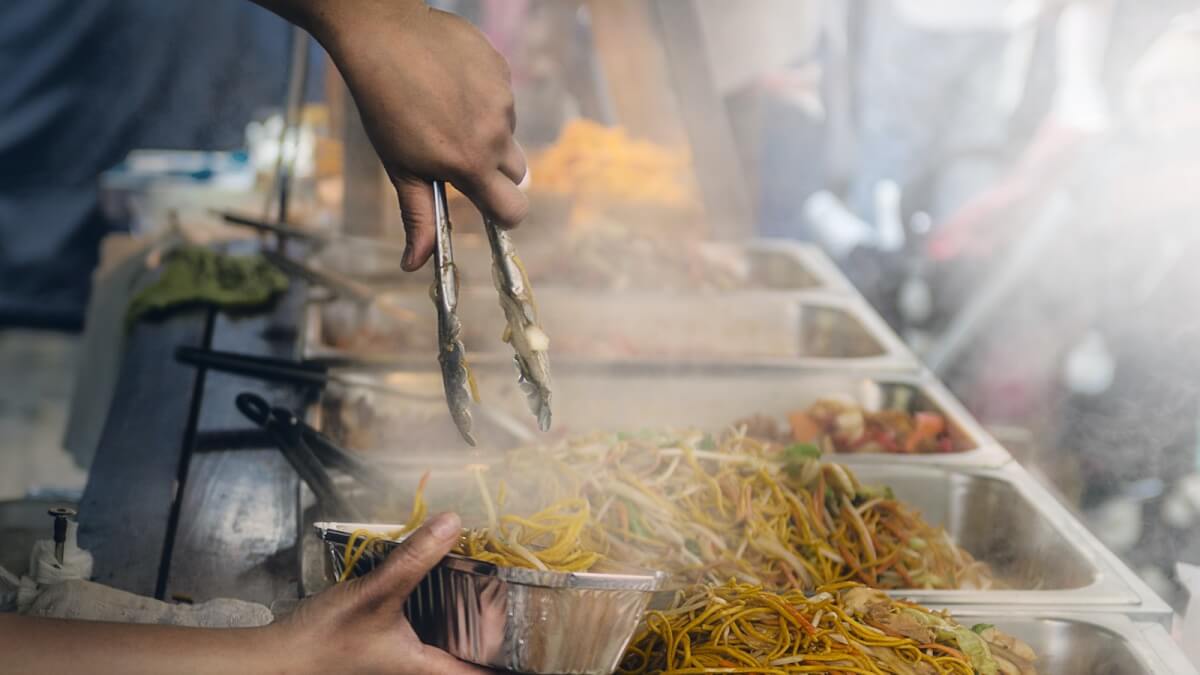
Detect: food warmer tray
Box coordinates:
(854, 461, 1169, 620)
(931, 611, 1195, 675)
(298, 514, 1187, 675)
(306, 287, 918, 371)
(313, 237, 855, 294)
(292, 435, 1165, 621)
(308, 364, 1007, 467)
(297, 357, 1168, 617)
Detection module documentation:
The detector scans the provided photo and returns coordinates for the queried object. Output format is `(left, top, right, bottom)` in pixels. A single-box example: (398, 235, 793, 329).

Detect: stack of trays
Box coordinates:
(297, 242, 1193, 673)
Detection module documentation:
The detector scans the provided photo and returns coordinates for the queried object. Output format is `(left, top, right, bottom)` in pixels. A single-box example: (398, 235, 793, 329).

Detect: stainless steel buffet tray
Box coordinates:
(309, 364, 1007, 466)
(314, 237, 854, 294)
(295, 455, 1168, 620)
(301, 366, 1166, 614)
(855, 462, 1168, 616)
(941, 611, 1195, 675)
(743, 238, 856, 293)
(307, 288, 917, 370)
(300, 357, 1169, 615)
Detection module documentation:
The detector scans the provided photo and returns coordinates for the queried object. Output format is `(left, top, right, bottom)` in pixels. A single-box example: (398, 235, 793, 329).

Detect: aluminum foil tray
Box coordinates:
(315, 522, 666, 675)
(308, 288, 916, 370)
(944, 611, 1196, 674)
(311, 365, 1008, 467)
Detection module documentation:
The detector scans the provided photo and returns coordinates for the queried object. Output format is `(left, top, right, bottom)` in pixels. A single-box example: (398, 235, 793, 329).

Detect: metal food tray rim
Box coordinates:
(311, 359, 1010, 468)
(316, 237, 851, 293)
(303, 283, 923, 372)
(315, 521, 668, 591)
(744, 238, 857, 294)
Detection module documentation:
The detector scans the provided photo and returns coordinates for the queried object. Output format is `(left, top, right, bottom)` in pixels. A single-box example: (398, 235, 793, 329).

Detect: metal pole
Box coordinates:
(264, 25, 311, 224)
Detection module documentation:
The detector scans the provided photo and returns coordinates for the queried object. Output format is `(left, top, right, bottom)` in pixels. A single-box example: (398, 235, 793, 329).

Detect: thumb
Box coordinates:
(394, 176, 438, 272)
(363, 512, 461, 603)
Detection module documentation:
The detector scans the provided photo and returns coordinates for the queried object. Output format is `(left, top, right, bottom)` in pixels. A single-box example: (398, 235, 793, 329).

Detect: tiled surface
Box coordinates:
(0, 330, 87, 500)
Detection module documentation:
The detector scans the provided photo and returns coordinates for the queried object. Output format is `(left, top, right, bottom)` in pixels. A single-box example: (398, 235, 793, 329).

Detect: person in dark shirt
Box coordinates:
(0, 0, 527, 329)
(0, 1, 303, 328)
(0, 1, 527, 671)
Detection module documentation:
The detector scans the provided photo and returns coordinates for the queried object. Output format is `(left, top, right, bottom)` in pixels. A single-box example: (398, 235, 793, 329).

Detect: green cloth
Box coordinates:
(126, 246, 289, 326)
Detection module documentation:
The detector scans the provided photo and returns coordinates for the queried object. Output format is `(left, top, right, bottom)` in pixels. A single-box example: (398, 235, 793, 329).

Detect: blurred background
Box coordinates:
(4, 0, 1200, 615)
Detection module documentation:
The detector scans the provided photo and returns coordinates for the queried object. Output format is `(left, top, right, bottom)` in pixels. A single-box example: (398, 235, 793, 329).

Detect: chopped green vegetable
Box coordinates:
(698, 434, 717, 451)
(855, 484, 895, 501)
(784, 443, 821, 461)
(946, 626, 998, 675)
(897, 610, 999, 675)
(629, 517, 647, 537)
(971, 623, 995, 634)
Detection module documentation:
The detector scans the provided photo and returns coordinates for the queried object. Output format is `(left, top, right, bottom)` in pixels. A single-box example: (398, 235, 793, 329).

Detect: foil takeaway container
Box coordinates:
(317, 522, 667, 675)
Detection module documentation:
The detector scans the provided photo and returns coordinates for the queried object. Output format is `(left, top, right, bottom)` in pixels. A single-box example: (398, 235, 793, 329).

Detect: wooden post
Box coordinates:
(585, 0, 688, 147)
(585, 0, 755, 239)
(650, 0, 755, 240)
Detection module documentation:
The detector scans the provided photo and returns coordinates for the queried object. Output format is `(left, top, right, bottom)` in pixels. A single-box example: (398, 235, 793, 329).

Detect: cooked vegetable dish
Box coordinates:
(334, 424, 1031, 674)
(742, 399, 957, 455)
(621, 582, 1037, 674)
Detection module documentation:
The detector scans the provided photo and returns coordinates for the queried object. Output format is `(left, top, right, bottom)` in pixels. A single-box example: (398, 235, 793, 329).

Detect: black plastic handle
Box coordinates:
(177, 346, 329, 388)
(234, 391, 273, 427)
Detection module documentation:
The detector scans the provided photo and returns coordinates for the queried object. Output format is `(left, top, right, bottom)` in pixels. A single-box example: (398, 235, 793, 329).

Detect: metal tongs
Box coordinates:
(431, 181, 552, 445)
(236, 391, 398, 520)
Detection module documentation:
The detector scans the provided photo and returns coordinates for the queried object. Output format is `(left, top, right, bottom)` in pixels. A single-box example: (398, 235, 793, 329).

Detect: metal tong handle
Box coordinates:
(262, 249, 379, 306)
(177, 345, 329, 387)
(236, 392, 364, 519)
(215, 210, 408, 254)
(484, 218, 553, 431)
(432, 181, 476, 445)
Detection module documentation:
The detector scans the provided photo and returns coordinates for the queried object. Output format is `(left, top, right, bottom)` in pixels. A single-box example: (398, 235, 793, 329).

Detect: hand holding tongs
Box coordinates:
(431, 181, 552, 445)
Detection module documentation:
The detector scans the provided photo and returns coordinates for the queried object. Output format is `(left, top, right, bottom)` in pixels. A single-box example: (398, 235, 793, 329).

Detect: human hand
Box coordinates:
(308, 0, 528, 271)
(270, 512, 489, 675)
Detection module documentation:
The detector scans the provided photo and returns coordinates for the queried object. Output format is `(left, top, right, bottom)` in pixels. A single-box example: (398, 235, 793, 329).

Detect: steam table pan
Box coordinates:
(941, 610, 1196, 675)
(856, 461, 1170, 621)
(314, 237, 855, 294)
(298, 460, 1166, 624)
(307, 287, 918, 371)
(315, 522, 667, 675)
(311, 365, 1010, 468)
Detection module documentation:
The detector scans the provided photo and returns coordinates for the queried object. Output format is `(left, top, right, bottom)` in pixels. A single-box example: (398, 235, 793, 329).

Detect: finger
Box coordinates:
(394, 176, 437, 272)
(361, 512, 461, 605)
(498, 139, 527, 186)
(416, 645, 497, 675)
(456, 171, 529, 230)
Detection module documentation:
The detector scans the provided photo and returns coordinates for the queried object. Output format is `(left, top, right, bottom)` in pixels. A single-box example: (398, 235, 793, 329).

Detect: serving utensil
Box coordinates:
(431, 181, 552, 445)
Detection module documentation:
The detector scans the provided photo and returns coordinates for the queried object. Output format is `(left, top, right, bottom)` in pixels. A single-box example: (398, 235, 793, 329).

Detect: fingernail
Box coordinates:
(401, 246, 414, 271)
(428, 512, 461, 540)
